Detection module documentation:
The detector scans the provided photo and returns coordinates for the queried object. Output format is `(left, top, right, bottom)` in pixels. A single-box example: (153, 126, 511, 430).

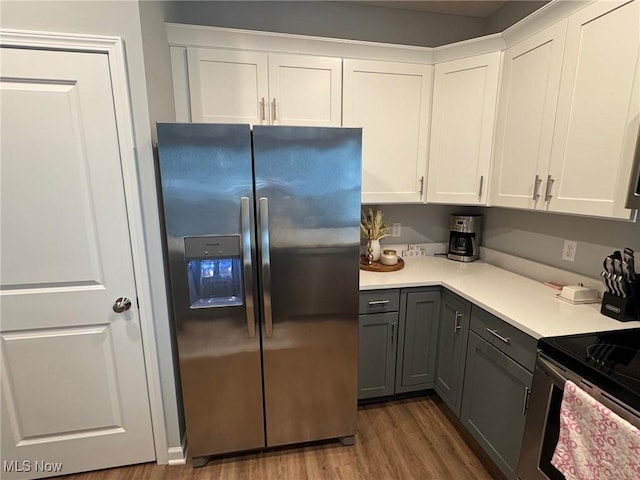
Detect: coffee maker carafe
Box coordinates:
(447, 215, 482, 262)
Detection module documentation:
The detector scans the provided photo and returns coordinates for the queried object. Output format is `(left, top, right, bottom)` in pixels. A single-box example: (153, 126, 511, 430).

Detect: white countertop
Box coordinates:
(360, 256, 640, 339)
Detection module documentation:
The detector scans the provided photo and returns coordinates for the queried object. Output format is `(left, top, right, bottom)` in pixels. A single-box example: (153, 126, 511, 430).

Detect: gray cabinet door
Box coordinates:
(395, 289, 440, 393)
(435, 291, 470, 417)
(461, 331, 533, 480)
(358, 312, 398, 399)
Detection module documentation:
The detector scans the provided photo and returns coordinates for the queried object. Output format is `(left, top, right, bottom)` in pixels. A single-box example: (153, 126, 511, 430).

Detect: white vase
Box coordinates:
(369, 239, 381, 261)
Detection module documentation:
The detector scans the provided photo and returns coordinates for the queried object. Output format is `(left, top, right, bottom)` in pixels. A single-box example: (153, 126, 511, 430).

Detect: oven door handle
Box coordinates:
(537, 353, 640, 426)
(537, 355, 571, 388)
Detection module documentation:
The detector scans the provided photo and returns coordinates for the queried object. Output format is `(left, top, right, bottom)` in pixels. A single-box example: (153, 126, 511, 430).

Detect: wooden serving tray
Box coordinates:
(360, 255, 405, 272)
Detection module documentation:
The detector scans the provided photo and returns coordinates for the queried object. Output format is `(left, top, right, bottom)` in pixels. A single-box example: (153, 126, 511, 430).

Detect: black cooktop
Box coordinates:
(539, 328, 640, 413)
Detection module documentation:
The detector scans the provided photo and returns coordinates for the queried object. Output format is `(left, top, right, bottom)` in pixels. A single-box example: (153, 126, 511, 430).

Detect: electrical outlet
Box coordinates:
(562, 240, 577, 262)
(392, 223, 401, 237)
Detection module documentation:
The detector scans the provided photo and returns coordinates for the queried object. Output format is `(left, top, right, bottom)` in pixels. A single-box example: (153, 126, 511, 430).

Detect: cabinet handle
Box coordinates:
(544, 175, 554, 202)
(260, 97, 266, 122)
(532, 174, 542, 200)
(391, 322, 396, 344)
(419, 176, 424, 198)
(522, 386, 531, 415)
(368, 300, 390, 306)
(486, 328, 510, 344)
(478, 175, 484, 199)
(454, 311, 462, 333)
(271, 98, 277, 122)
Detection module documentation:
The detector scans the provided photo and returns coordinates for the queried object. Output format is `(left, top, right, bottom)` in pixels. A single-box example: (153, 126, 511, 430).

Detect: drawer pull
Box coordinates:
(486, 328, 510, 344)
(454, 311, 462, 333)
(522, 386, 531, 415)
(368, 300, 390, 306)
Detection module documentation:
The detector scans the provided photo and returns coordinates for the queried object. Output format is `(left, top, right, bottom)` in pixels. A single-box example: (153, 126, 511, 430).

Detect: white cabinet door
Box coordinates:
(267, 53, 342, 126)
(186, 48, 341, 127)
(548, 0, 640, 219)
(343, 59, 433, 203)
(427, 52, 501, 205)
(1, 48, 155, 477)
(490, 21, 567, 210)
(187, 48, 269, 124)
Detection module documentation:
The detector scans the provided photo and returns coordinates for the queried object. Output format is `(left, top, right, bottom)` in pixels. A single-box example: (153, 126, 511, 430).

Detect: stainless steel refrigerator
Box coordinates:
(156, 123, 362, 462)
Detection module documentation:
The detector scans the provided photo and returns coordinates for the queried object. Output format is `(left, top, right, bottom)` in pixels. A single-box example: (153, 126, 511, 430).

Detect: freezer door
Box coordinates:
(157, 123, 265, 457)
(253, 126, 362, 447)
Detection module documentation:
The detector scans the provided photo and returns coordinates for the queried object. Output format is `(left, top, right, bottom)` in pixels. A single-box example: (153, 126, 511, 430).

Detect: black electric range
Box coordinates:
(538, 328, 640, 413)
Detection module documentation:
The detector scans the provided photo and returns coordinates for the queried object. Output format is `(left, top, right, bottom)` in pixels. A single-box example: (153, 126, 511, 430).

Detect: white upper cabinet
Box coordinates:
(188, 48, 269, 124)
(343, 59, 433, 203)
(267, 53, 342, 126)
(427, 52, 501, 205)
(490, 20, 568, 210)
(547, 0, 640, 219)
(187, 47, 342, 126)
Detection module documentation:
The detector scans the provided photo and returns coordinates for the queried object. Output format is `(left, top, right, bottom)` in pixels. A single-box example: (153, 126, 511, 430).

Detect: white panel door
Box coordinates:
(267, 53, 342, 126)
(490, 20, 567, 210)
(0, 47, 155, 478)
(548, 0, 640, 219)
(188, 47, 269, 124)
(427, 52, 501, 205)
(343, 59, 432, 203)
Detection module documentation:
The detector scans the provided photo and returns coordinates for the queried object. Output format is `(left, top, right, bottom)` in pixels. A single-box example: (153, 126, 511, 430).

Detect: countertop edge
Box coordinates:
(359, 259, 640, 340)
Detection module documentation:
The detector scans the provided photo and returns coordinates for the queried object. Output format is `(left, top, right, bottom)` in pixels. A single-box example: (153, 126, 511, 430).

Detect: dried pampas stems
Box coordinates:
(360, 207, 390, 240)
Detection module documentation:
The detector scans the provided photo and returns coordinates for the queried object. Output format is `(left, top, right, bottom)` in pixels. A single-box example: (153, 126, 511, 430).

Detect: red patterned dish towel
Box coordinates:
(551, 380, 640, 480)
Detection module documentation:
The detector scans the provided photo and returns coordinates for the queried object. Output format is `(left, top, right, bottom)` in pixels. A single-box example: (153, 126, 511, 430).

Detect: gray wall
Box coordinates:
(137, 0, 185, 448)
(484, 1, 549, 34)
(364, 204, 484, 246)
(368, 204, 639, 281)
(139, 1, 176, 140)
(483, 208, 640, 278)
(164, 0, 486, 47)
(1, 0, 183, 457)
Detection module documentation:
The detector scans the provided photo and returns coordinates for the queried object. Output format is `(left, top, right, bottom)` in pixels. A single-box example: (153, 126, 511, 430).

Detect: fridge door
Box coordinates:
(157, 123, 265, 457)
(253, 126, 362, 447)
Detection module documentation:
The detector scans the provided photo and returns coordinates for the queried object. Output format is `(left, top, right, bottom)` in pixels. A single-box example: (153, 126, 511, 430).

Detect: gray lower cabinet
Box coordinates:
(434, 291, 471, 417)
(461, 330, 534, 480)
(358, 311, 398, 399)
(395, 288, 440, 393)
(359, 286, 538, 479)
(358, 289, 400, 400)
(358, 288, 439, 399)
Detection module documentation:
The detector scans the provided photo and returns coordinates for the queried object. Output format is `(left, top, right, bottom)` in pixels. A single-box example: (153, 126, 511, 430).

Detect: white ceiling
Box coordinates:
(347, 1, 509, 18)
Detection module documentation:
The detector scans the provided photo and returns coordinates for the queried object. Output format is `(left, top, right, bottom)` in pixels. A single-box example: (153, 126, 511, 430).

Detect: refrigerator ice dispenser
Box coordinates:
(185, 235, 243, 309)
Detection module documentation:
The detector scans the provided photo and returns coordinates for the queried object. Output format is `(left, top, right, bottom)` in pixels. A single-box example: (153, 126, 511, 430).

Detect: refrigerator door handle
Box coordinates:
(241, 197, 256, 338)
(259, 197, 273, 337)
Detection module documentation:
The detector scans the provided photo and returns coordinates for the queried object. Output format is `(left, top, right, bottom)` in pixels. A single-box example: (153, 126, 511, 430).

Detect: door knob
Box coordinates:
(112, 297, 132, 313)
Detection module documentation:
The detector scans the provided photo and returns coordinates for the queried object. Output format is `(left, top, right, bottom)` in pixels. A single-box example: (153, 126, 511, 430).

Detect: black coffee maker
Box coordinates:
(447, 214, 482, 262)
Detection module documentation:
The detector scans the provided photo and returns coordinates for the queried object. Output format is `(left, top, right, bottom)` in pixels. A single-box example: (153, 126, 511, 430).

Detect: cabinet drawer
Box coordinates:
(359, 289, 400, 314)
(470, 306, 537, 372)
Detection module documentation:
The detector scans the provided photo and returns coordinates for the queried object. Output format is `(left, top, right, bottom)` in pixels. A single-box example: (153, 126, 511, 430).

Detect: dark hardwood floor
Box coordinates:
(63, 395, 495, 480)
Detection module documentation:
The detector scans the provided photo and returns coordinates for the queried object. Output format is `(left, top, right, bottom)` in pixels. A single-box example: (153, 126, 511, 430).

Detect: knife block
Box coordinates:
(600, 281, 640, 321)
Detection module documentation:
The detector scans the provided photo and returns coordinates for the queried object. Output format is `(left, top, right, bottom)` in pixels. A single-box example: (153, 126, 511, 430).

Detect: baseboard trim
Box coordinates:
(167, 434, 187, 466)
